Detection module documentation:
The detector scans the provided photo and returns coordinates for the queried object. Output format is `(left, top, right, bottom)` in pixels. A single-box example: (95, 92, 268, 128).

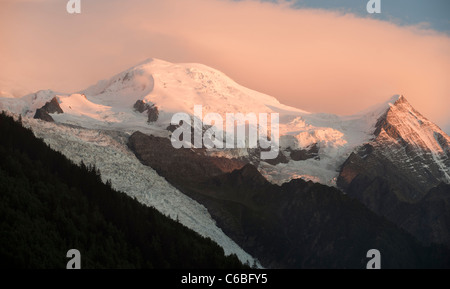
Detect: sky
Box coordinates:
(0, 0, 449, 134)
(285, 0, 450, 32)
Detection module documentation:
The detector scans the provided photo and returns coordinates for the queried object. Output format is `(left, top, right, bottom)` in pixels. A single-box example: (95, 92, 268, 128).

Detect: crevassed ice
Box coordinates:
(23, 118, 260, 267)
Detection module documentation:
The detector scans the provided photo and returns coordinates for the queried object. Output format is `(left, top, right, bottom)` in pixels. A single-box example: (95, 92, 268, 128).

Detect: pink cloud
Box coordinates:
(1, 0, 449, 132)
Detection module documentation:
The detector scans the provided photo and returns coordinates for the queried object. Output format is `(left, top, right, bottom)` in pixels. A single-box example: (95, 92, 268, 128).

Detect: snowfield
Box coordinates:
(0, 59, 400, 186)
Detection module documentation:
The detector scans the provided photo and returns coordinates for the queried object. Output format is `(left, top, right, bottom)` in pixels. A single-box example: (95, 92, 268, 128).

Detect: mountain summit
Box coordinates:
(0, 59, 448, 189)
(376, 95, 450, 184)
(338, 94, 450, 201)
(337, 95, 450, 245)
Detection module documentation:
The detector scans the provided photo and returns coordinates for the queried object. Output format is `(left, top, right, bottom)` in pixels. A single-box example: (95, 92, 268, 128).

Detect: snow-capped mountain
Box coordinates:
(1, 58, 448, 189)
(375, 95, 450, 186)
(0, 59, 299, 132)
(1, 58, 417, 186)
(1, 58, 449, 249)
(339, 95, 450, 199)
(336, 96, 450, 245)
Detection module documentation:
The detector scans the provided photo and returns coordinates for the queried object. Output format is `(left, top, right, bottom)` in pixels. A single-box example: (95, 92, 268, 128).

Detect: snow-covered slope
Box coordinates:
(12, 58, 301, 133)
(261, 95, 400, 185)
(377, 95, 450, 183)
(82, 58, 304, 120)
(0, 90, 60, 117)
(0, 58, 395, 185)
(1, 59, 448, 188)
(19, 116, 258, 266)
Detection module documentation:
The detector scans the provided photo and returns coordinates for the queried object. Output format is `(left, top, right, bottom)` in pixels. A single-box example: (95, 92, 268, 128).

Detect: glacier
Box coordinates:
(20, 117, 259, 267)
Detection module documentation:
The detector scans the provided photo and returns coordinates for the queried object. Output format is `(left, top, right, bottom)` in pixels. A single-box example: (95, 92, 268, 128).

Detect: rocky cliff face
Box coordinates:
(128, 131, 450, 268)
(405, 183, 450, 245)
(337, 96, 450, 245)
(128, 131, 246, 184)
(33, 97, 63, 122)
(33, 109, 54, 122)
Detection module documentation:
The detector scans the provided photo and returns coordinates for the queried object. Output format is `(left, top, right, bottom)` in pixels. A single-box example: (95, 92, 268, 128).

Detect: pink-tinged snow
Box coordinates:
(378, 96, 450, 182)
(0, 59, 448, 186)
(262, 96, 401, 185)
(0, 89, 59, 116)
(82, 58, 306, 123)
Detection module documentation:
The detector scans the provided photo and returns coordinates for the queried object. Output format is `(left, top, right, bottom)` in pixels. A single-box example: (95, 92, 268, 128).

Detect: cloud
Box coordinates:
(0, 0, 449, 133)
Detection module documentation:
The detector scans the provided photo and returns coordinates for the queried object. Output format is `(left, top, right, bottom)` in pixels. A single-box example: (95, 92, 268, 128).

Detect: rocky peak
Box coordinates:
(227, 163, 269, 187)
(374, 95, 450, 160)
(33, 97, 63, 122)
(337, 95, 450, 246)
(44, 97, 64, 114)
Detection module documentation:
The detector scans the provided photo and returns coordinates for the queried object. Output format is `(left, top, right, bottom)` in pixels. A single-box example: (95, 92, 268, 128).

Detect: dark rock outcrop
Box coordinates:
(33, 109, 54, 122)
(288, 143, 319, 161)
(264, 152, 289, 165)
(133, 100, 148, 113)
(128, 131, 450, 268)
(42, 97, 63, 114)
(133, 100, 159, 123)
(128, 131, 246, 184)
(33, 97, 63, 122)
(404, 183, 450, 245)
(201, 167, 449, 268)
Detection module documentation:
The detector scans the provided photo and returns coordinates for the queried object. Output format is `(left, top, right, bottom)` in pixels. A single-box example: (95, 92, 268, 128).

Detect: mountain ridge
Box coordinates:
(4, 59, 447, 188)
(1, 58, 449, 259)
(126, 129, 450, 268)
(337, 95, 450, 245)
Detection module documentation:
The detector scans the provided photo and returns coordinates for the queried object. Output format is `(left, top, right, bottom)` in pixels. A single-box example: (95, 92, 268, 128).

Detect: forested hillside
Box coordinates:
(0, 112, 246, 269)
